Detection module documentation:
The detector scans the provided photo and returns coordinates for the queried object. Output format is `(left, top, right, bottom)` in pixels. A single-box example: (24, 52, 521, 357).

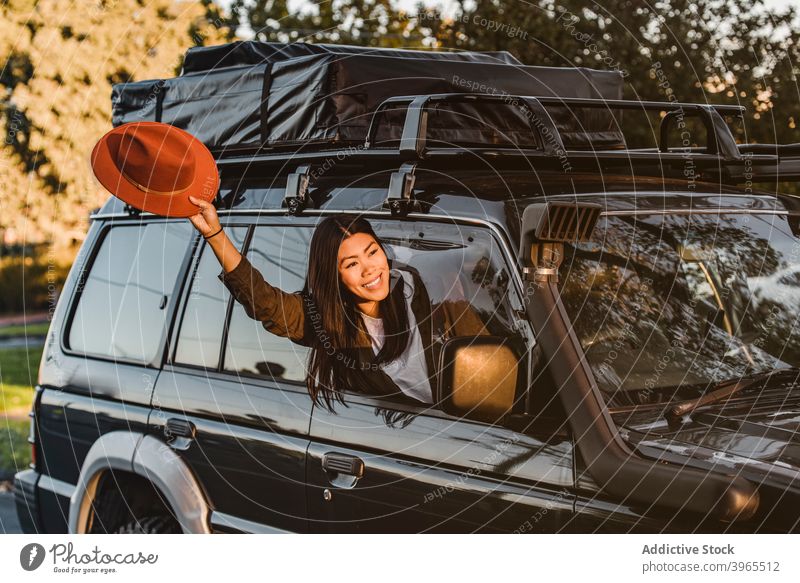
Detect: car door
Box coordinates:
(305, 219, 576, 533)
(152, 222, 314, 533)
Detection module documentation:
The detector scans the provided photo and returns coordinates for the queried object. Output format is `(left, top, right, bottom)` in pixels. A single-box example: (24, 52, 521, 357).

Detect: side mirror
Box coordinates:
(438, 336, 524, 423)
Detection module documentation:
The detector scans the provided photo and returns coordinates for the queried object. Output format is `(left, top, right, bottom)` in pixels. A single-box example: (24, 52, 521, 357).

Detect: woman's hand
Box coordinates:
(187, 195, 242, 274)
(187, 195, 221, 238)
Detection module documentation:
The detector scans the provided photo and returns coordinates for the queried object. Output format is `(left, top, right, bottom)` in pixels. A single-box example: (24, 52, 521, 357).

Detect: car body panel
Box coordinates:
(16, 165, 800, 533)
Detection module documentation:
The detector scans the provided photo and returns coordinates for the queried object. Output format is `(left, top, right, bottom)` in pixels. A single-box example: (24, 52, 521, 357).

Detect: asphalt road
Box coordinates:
(0, 487, 23, 534)
(0, 335, 46, 349)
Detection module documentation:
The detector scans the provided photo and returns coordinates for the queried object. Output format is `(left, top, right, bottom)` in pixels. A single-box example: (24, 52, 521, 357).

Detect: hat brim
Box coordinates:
(91, 122, 219, 218)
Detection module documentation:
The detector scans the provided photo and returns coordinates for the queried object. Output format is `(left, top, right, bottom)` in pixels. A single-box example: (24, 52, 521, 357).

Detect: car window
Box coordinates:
(373, 220, 525, 340)
(174, 227, 248, 369)
(67, 221, 191, 364)
(360, 220, 530, 407)
(559, 212, 800, 409)
(223, 226, 311, 382)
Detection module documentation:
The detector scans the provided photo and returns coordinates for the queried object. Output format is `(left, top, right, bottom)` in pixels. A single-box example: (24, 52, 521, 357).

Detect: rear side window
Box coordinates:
(174, 227, 248, 369)
(67, 222, 191, 364)
(223, 226, 311, 382)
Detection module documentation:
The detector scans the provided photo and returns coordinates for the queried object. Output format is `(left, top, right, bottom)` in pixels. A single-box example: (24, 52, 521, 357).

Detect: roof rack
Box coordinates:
(736, 143, 800, 182)
(217, 93, 800, 191)
(365, 93, 749, 161)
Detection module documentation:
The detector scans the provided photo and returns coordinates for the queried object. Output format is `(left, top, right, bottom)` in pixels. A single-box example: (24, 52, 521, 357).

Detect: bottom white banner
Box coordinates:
(0, 534, 796, 582)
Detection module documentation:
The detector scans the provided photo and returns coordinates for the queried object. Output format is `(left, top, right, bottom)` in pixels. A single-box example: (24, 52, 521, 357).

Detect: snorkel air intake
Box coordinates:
(518, 202, 759, 523)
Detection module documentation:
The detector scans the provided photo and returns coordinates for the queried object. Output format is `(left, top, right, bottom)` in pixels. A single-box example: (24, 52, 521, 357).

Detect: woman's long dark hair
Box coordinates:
(302, 215, 411, 411)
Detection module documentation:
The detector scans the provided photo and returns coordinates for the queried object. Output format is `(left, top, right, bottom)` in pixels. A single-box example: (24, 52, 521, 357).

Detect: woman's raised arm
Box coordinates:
(187, 195, 242, 274)
(186, 196, 306, 342)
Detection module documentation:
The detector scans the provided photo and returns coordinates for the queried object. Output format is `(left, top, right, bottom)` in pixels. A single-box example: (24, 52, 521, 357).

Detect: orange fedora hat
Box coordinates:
(91, 121, 219, 217)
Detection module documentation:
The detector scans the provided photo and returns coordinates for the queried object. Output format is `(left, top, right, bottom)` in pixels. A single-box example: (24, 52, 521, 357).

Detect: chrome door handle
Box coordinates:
(322, 452, 364, 478)
(165, 418, 196, 450)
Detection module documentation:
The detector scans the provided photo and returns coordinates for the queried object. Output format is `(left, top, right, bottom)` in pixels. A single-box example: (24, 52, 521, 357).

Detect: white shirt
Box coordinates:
(360, 269, 433, 404)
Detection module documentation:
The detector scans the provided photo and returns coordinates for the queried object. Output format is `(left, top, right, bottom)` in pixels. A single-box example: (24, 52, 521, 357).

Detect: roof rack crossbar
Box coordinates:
(730, 143, 800, 182)
(659, 106, 741, 160)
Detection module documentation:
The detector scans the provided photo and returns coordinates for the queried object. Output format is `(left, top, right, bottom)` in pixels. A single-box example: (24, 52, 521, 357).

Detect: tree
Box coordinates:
(234, 0, 800, 145)
(233, 0, 442, 47)
(0, 0, 232, 250)
(438, 0, 800, 145)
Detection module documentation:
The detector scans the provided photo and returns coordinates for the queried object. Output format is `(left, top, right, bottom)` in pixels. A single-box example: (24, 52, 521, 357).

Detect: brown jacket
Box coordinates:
(218, 254, 489, 402)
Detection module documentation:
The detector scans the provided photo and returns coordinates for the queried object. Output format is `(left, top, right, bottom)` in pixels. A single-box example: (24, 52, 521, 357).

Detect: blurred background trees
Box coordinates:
(230, 0, 800, 144)
(1, 0, 233, 309)
(2, 0, 799, 311)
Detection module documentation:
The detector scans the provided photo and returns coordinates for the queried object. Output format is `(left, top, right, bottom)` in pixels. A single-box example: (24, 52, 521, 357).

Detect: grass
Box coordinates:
(0, 419, 31, 476)
(0, 322, 50, 338)
(0, 347, 41, 415)
(0, 346, 41, 476)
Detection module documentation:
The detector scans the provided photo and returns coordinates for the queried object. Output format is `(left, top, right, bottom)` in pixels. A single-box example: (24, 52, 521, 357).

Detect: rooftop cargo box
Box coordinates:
(180, 41, 524, 72)
(111, 41, 625, 156)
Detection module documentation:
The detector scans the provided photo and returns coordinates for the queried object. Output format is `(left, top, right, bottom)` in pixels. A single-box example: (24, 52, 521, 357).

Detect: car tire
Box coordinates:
(114, 515, 182, 534)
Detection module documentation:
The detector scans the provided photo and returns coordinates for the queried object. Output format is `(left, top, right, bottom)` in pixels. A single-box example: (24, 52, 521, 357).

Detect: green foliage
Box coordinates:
(1, 0, 230, 249)
(235, 0, 441, 47)
(0, 323, 49, 338)
(0, 250, 69, 315)
(0, 344, 43, 475)
(0, 418, 32, 475)
(0, 346, 41, 414)
(438, 0, 800, 145)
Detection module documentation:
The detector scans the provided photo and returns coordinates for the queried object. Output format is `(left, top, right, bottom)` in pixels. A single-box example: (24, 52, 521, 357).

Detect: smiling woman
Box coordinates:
(337, 233, 391, 317)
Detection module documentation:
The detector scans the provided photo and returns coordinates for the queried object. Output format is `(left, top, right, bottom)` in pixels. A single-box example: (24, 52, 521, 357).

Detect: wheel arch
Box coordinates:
(68, 431, 211, 533)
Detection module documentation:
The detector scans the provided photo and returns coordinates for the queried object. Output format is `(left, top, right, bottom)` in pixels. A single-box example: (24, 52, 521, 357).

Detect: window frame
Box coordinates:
(166, 218, 317, 395)
(61, 218, 196, 369)
(332, 216, 537, 422)
(220, 224, 313, 385)
(170, 224, 253, 373)
(166, 212, 546, 417)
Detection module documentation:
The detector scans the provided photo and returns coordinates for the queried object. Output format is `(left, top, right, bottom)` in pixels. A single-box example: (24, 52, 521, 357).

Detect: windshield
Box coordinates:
(558, 211, 800, 408)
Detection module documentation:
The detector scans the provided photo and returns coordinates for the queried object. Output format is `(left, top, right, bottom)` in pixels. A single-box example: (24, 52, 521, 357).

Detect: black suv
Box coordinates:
(14, 42, 800, 534)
